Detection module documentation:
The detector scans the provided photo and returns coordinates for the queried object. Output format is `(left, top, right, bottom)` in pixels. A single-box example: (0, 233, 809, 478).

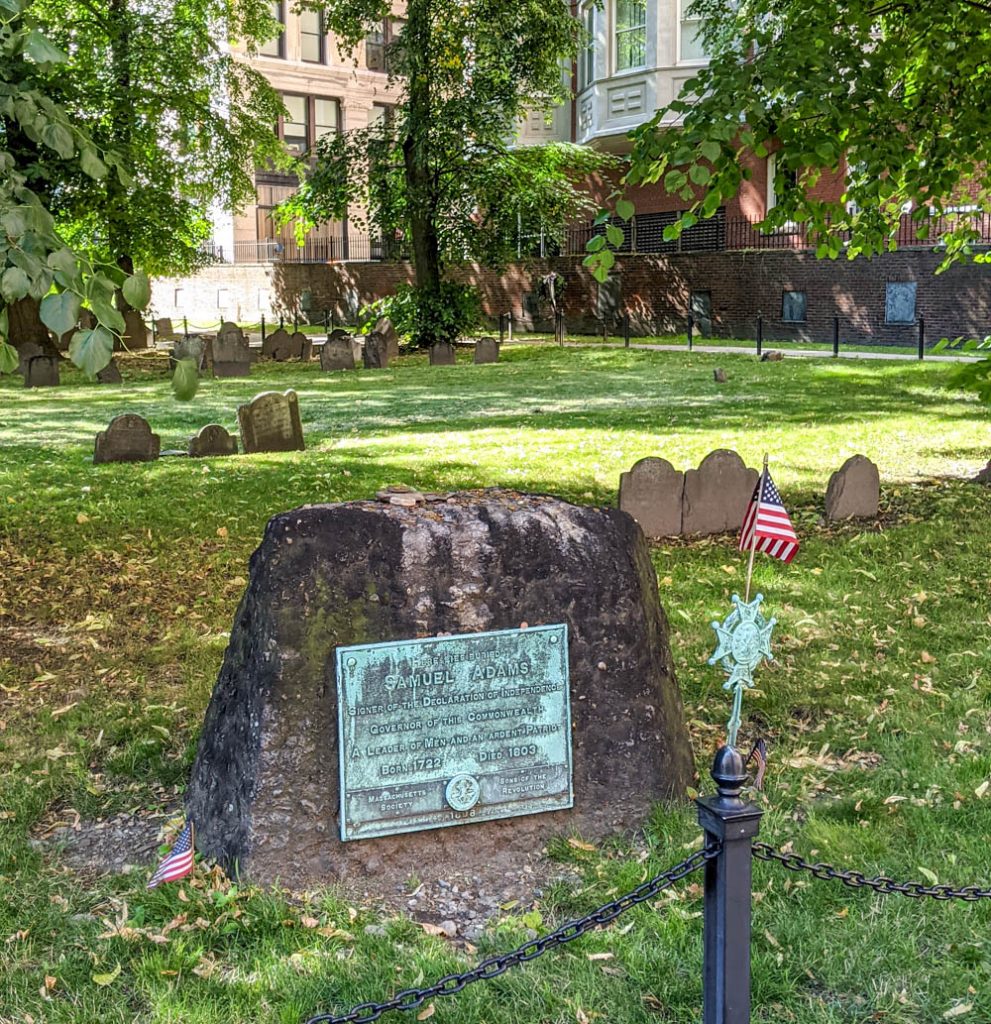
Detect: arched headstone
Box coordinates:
(237, 390, 305, 454)
(618, 457, 685, 539)
(188, 424, 239, 458)
(320, 335, 356, 371)
(825, 455, 880, 520)
(474, 337, 500, 364)
(682, 450, 759, 536)
(94, 414, 160, 464)
(429, 342, 457, 366)
(362, 331, 391, 369)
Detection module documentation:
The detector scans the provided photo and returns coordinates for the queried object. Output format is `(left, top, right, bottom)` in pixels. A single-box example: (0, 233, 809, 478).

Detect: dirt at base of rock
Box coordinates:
(35, 810, 616, 941)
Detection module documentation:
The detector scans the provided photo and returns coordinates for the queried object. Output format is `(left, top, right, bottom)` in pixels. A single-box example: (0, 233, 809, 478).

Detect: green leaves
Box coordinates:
(41, 121, 75, 159)
(0, 341, 18, 375)
(1, 267, 30, 303)
(605, 224, 625, 248)
(69, 326, 114, 377)
(79, 147, 107, 181)
(23, 29, 67, 65)
(40, 291, 81, 337)
(122, 272, 151, 310)
(171, 358, 200, 401)
(615, 198, 636, 222)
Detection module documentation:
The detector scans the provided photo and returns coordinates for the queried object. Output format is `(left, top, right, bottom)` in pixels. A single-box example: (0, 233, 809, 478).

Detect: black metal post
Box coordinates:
(261, 315, 266, 343)
(602, 318, 609, 344)
(499, 313, 506, 345)
(151, 319, 158, 345)
(756, 316, 763, 358)
(294, 314, 299, 333)
(697, 746, 763, 1024)
(687, 312, 695, 351)
(918, 315, 925, 360)
(279, 315, 284, 331)
(624, 313, 631, 349)
(832, 315, 840, 358)
(183, 316, 189, 340)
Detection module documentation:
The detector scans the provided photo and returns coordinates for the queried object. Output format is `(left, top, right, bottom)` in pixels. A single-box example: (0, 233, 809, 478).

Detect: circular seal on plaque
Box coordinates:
(445, 774, 481, 811)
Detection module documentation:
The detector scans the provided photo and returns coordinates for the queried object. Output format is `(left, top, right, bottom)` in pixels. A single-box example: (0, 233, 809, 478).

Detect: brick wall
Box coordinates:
(153, 248, 991, 347)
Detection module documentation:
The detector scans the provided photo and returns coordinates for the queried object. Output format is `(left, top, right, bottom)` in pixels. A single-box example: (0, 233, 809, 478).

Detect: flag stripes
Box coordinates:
(148, 821, 195, 889)
(739, 469, 799, 564)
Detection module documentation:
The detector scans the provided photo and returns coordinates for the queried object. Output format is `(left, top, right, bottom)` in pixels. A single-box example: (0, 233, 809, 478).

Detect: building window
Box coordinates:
(278, 95, 340, 156)
(781, 291, 807, 323)
(300, 7, 325, 63)
(369, 103, 394, 129)
(217, 289, 231, 309)
(174, 288, 186, 307)
(679, 1, 708, 62)
(366, 21, 387, 71)
(579, 4, 595, 91)
(767, 153, 798, 213)
(259, 0, 285, 58)
(885, 282, 917, 324)
(615, 0, 646, 71)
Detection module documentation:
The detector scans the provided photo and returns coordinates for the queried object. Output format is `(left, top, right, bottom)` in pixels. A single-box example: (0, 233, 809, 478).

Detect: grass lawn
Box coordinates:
(1, 346, 990, 1024)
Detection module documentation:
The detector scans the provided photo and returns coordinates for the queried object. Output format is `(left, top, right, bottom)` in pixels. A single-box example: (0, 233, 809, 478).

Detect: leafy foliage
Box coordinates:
(171, 357, 200, 401)
(359, 282, 481, 346)
(32, 0, 288, 280)
(282, 0, 610, 346)
(587, 0, 991, 280)
(0, 0, 148, 373)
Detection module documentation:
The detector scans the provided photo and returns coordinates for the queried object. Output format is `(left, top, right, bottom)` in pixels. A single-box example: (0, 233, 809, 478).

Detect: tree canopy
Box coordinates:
(587, 0, 991, 279)
(283, 0, 610, 346)
(0, 0, 148, 375)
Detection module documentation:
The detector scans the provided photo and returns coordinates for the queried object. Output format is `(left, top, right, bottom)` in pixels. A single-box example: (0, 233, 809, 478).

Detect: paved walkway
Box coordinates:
(558, 341, 980, 363)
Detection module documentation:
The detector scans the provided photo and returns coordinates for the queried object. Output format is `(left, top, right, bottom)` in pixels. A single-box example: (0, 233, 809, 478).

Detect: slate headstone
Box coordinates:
(186, 490, 693, 886)
(213, 322, 251, 378)
(320, 334, 356, 371)
(293, 332, 313, 362)
(94, 414, 161, 464)
(17, 342, 46, 377)
(170, 337, 206, 373)
(96, 359, 123, 384)
(237, 389, 305, 454)
(123, 310, 149, 350)
(682, 449, 759, 536)
(825, 454, 880, 521)
(474, 337, 500, 364)
(429, 342, 457, 366)
(362, 331, 391, 369)
(156, 317, 182, 342)
(25, 355, 60, 388)
(262, 328, 295, 361)
(374, 316, 400, 360)
(188, 424, 239, 458)
(618, 457, 685, 539)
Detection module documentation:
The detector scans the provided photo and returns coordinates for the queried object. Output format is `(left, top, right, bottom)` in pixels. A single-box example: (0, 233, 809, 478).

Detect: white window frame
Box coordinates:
(614, 0, 647, 74)
(578, 3, 596, 92)
(766, 153, 799, 230)
(678, 0, 708, 65)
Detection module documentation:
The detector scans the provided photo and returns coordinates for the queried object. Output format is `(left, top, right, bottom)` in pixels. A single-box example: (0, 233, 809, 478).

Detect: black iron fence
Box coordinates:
(302, 744, 991, 1024)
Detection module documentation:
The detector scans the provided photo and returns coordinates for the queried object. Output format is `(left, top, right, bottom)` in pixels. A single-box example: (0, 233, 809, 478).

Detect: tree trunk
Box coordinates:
(401, 0, 443, 348)
(7, 297, 56, 354)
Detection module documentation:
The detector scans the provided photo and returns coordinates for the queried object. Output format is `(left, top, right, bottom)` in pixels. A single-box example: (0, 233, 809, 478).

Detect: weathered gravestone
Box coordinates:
(185, 490, 693, 886)
(25, 355, 60, 388)
(374, 316, 400, 361)
(96, 359, 123, 384)
(17, 342, 46, 377)
(474, 337, 500, 364)
(320, 334, 357, 371)
(94, 414, 161, 464)
(362, 331, 391, 369)
(155, 317, 183, 342)
(429, 341, 457, 366)
(263, 328, 308, 362)
(237, 389, 305, 454)
(123, 310, 148, 350)
(825, 454, 880, 521)
(170, 337, 206, 373)
(188, 424, 239, 458)
(618, 457, 684, 539)
(213, 323, 251, 378)
(682, 449, 759, 536)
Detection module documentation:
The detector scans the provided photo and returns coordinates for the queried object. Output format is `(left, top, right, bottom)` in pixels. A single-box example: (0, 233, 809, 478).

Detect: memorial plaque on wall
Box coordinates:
(337, 624, 572, 841)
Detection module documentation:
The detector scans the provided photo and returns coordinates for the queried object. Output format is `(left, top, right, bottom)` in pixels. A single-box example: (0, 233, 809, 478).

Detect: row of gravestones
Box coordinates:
(618, 450, 881, 539)
(93, 390, 306, 463)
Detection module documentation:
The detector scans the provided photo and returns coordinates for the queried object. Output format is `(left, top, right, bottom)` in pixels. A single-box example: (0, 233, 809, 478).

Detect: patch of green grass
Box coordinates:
(1, 346, 990, 1023)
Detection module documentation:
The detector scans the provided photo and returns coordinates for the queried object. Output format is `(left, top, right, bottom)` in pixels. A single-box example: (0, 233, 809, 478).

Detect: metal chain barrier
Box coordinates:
(753, 842, 991, 901)
(304, 844, 719, 1024)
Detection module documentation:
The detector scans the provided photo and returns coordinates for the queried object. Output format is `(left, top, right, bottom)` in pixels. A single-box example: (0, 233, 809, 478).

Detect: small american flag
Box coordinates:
(747, 738, 768, 790)
(147, 821, 195, 889)
(739, 470, 799, 563)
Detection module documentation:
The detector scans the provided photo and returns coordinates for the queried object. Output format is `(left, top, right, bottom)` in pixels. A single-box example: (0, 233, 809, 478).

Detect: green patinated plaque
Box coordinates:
(336, 624, 573, 841)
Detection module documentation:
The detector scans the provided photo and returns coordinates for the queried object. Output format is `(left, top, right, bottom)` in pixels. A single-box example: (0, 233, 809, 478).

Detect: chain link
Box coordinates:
(753, 842, 991, 901)
(304, 845, 719, 1024)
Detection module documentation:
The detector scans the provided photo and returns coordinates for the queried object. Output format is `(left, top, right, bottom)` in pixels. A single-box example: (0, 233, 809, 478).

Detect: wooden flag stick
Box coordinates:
(744, 453, 769, 602)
